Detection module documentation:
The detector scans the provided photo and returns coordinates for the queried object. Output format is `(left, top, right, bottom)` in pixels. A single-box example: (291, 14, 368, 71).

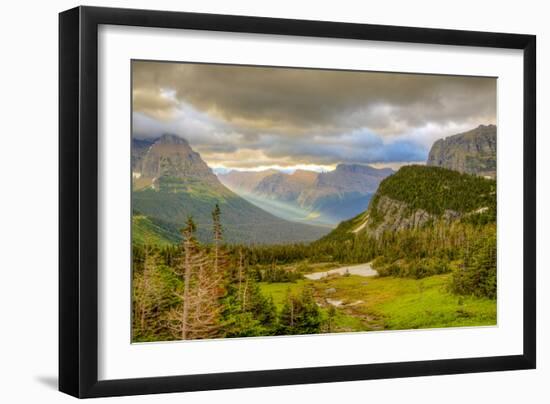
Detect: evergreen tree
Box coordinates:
(278, 288, 322, 335)
(450, 229, 496, 298)
(132, 246, 181, 341)
(222, 249, 277, 337)
(212, 203, 224, 274)
(325, 305, 337, 333)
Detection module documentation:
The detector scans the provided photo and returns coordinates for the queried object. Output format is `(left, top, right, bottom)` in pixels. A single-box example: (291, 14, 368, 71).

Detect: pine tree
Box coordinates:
(325, 305, 337, 333)
(133, 246, 159, 338)
(132, 246, 179, 341)
(180, 217, 197, 339)
(168, 217, 224, 340)
(278, 288, 322, 335)
(237, 248, 244, 307)
(212, 203, 223, 274)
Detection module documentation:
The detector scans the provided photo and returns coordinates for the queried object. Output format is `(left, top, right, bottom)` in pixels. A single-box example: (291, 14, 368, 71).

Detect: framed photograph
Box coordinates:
(59, 6, 536, 398)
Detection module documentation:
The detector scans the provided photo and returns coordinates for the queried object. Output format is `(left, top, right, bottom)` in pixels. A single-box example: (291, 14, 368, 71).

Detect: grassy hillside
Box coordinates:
(318, 210, 369, 243)
(132, 214, 181, 246)
(309, 191, 373, 223)
(133, 180, 329, 245)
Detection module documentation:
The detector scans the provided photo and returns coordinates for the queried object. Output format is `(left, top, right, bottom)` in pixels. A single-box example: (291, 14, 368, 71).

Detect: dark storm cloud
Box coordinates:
(131, 61, 496, 167)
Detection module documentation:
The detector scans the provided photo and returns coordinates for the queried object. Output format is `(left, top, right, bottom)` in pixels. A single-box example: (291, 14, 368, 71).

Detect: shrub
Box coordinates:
(375, 257, 450, 279)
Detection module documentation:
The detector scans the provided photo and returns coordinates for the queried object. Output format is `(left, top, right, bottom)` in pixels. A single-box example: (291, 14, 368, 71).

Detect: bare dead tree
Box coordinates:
(168, 216, 225, 340)
(181, 218, 195, 339)
(185, 261, 224, 339)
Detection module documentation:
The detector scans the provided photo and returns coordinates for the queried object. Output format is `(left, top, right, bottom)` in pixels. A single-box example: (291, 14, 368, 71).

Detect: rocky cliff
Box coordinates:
(139, 134, 220, 185)
(427, 124, 496, 178)
(322, 165, 496, 241)
(359, 195, 462, 238)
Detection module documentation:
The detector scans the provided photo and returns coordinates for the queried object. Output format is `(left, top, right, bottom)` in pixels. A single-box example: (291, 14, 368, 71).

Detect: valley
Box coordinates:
(219, 164, 393, 226)
(131, 134, 330, 245)
(131, 126, 497, 342)
(227, 189, 333, 227)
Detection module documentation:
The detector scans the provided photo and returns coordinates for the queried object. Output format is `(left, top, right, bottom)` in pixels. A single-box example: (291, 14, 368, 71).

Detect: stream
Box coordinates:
(304, 262, 378, 280)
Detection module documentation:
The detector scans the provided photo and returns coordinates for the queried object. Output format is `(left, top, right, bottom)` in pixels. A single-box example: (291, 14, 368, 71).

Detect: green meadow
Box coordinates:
(260, 270, 496, 333)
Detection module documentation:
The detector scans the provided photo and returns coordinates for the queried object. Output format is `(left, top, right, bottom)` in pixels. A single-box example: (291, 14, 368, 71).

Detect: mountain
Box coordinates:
(218, 169, 279, 193)
(132, 134, 329, 245)
(302, 164, 393, 201)
(322, 165, 496, 241)
(297, 164, 394, 223)
(219, 164, 393, 225)
(139, 134, 222, 189)
(255, 170, 318, 202)
(131, 138, 154, 173)
(427, 124, 496, 178)
(297, 164, 393, 211)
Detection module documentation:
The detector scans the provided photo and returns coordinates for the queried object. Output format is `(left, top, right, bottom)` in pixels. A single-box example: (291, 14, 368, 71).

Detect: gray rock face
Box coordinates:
(363, 195, 461, 238)
(427, 125, 496, 178)
(131, 138, 154, 172)
(139, 134, 219, 184)
(297, 164, 394, 207)
(369, 196, 432, 237)
(315, 164, 394, 194)
(254, 170, 318, 202)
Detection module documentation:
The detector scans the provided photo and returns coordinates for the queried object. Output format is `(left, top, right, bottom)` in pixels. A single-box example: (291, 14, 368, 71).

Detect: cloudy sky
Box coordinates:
(132, 60, 496, 171)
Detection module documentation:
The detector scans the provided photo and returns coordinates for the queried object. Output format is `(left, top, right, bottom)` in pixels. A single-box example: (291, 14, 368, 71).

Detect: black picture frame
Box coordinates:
(59, 5, 536, 398)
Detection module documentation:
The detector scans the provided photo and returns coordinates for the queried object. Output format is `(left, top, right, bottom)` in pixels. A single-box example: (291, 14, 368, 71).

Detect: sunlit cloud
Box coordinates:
(132, 61, 496, 170)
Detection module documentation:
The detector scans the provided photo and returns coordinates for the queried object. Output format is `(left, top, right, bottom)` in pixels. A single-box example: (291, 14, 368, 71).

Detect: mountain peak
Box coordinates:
(427, 124, 496, 178)
(315, 164, 393, 190)
(137, 134, 220, 187)
(218, 169, 282, 193)
(156, 133, 190, 146)
(289, 169, 318, 180)
(254, 169, 318, 202)
(334, 163, 393, 176)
